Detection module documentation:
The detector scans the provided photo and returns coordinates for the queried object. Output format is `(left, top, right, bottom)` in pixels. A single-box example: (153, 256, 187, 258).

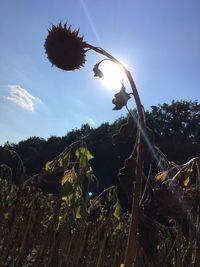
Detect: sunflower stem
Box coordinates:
(86, 42, 146, 267)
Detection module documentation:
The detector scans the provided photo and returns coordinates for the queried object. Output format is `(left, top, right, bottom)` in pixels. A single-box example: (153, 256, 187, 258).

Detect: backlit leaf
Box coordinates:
(116, 222, 124, 231)
(182, 168, 192, 187)
(113, 201, 122, 220)
(3, 213, 9, 220)
(75, 147, 93, 168)
(58, 150, 71, 169)
(75, 203, 87, 219)
(45, 161, 53, 172)
(183, 176, 190, 187)
(155, 171, 168, 182)
(61, 168, 77, 185)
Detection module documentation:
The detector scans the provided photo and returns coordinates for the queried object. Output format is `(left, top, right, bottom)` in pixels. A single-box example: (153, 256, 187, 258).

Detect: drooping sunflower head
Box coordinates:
(44, 22, 87, 71)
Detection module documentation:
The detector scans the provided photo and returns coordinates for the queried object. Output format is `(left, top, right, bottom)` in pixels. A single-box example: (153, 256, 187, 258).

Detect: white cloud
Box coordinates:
(87, 117, 96, 127)
(6, 85, 41, 112)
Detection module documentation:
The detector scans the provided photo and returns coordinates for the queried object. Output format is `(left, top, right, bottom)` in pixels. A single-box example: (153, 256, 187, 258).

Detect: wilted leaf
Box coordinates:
(61, 168, 77, 185)
(113, 201, 122, 220)
(62, 184, 83, 208)
(45, 161, 53, 172)
(116, 222, 124, 231)
(75, 147, 93, 161)
(58, 150, 71, 169)
(182, 168, 192, 187)
(62, 192, 74, 206)
(155, 171, 168, 182)
(56, 215, 63, 230)
(3, 213, 9, 220)
(75, 147, 93, 168)
(112, 85, 131, 110)
(75, 203, 87, 219)
(75, 185, 82, 199)
(93, 62, 104, 78)
(44, 149, 71, 172)
(183, 176, 190, 187)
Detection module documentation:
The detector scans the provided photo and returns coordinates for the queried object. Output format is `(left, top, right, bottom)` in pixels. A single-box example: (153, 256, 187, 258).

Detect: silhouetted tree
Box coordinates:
(146, 100, 200, 163)
(1, 100, 199, 190)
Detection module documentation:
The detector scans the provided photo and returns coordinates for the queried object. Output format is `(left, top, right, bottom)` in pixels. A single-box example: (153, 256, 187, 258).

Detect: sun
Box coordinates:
(100, 61, 126, 90)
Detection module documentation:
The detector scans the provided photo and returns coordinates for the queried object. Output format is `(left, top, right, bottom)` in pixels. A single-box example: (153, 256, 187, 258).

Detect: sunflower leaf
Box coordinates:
(75, 147, 93, 168)
(93, 63, 104, 78)
(155, 171, 168, 182)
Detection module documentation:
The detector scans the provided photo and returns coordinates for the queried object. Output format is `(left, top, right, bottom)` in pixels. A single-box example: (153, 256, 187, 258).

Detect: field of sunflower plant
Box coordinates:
(0, 22, 199, 267)
(0, 139, 200, 266)
(0, 141, 130, 266)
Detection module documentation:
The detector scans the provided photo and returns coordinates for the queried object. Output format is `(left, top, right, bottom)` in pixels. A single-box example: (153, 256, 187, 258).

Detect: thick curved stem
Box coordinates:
(86, 43, 144, 122)
(86, 43, 145, 266)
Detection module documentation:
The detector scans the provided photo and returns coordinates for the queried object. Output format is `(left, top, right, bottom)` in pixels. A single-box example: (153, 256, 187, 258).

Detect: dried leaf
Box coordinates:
(183, 176, 190, 187)
(155, 171, 168, 182)
(113, 201, 122, 220)
(3, 213, 9, 220)
(45, 161, 53, 172)
(112, 85, 131, 110)
(58, 150, 71, 169)
(61, 168, 77, 185)
(116, 222, 124, 231)
(75, 147, 93, 168)
(182, 168, 192, 187)
(76, 203, 87, 219)
(93, 63, 104, 78)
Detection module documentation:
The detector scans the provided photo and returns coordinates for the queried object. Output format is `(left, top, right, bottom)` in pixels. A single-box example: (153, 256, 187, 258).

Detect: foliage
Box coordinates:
(0, 140, 127, 266)
(146, 100, 200, 163)
(0, 138, 129, 266)
(1, 100, 198, 191)
(0, 179, 129, 266)
(0, 153, 200, 266)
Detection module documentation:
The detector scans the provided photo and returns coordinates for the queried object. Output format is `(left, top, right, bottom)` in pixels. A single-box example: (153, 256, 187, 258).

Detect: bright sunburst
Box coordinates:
(101, 61, 126, 90)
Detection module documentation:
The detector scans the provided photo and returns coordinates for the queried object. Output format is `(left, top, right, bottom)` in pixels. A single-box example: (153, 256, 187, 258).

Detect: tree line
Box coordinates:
(1, 100, 199, 192)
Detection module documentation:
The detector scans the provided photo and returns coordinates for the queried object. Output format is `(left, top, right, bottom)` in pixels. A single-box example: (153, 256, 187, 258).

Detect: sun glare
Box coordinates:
(101, 61, 126, 90)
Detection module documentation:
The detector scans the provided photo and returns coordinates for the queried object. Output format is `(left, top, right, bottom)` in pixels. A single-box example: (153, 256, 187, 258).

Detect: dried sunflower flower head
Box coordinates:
(44, 22, 87, 71)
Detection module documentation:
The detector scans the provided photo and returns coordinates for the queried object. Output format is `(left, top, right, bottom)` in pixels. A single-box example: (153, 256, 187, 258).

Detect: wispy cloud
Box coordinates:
(6, 85, 41, 112)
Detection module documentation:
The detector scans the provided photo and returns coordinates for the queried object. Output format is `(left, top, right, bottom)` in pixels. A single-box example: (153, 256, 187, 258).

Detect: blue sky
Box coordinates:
(0, 0, 199, 145)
